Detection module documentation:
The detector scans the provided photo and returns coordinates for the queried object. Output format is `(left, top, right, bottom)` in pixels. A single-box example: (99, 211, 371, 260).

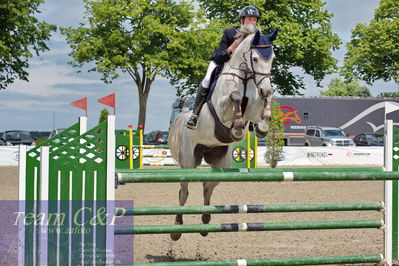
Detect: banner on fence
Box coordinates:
(0, 146, 383, 167)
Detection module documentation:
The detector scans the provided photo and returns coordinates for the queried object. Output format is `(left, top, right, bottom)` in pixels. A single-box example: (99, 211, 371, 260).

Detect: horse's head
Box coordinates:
(233, 27, 277, 99)
(249, 30, 277, 97)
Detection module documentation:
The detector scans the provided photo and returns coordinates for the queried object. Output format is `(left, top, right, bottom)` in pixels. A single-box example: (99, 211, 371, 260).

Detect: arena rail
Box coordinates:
(115, 202, 384, 216)
(17, 117, 399, 265)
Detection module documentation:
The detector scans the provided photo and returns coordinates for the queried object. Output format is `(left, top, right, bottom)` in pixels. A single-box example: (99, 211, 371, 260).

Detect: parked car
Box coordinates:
(304, 126, 355, 147)
(353, 133, 384, 146)
(0, 130, 35, 146)
(143, 130, 169, 145)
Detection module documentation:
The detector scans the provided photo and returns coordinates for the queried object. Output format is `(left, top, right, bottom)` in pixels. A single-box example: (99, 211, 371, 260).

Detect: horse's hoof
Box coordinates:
(202, 214, 211, 224)
(233, 120, 245, 130)
(254, 124, 268, 138)
(170, 233, 182, 241)
(200, 232, 209, 237)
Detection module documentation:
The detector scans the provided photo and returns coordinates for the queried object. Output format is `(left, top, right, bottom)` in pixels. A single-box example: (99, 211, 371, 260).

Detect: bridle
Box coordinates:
(218, 44, 273, 98)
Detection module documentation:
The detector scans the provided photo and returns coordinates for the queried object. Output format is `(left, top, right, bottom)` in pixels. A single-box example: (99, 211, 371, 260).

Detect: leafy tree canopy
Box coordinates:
(0, 0, 56, 90)
(343, 0, 399, 86)
(62, 0, 222, 129)
(377, 92, 399, 98)
(197, 0, 341, 95)
(98, 108, 110, 124)
(321, 78, 371, 97)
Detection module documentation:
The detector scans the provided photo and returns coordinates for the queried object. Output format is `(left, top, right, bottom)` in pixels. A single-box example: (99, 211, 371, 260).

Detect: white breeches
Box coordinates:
(201, 61, 218, 88)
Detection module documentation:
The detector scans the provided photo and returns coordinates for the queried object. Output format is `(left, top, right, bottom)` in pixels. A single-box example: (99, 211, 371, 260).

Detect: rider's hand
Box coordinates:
(227, 39, 241, 54)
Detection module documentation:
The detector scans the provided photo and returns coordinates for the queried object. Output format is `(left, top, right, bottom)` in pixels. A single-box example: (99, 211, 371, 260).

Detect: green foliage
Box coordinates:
(343, 0, 399, 85)
(264, 100, 285, 168)
(0, 0, 56, 90)
(198, 0, 341, 95)
(61, 0, 220, 129)
(98, 108, 110, 124)
(378, 92, 399, 98)
(321, 78, 371, 97)
(62, 0, 217, 84)
(166, 18, 227, 96)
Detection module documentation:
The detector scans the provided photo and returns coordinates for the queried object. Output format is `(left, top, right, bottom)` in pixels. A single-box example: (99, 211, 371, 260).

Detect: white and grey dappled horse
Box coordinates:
(168, 25, 277, 241)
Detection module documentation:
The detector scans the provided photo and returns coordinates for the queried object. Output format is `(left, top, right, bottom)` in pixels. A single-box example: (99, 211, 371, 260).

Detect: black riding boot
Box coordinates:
(186, 85, 209, 129)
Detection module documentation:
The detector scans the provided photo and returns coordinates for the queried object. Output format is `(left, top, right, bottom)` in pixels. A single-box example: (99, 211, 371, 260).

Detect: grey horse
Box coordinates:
(168, 25, 277, 241)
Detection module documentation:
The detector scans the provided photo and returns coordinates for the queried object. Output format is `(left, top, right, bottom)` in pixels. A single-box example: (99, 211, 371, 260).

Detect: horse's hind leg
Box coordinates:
(200, 146, 231, 237)
(170, 144, 201, 241)
(200, 181, 219, 237)
(170, 182, 189, 241)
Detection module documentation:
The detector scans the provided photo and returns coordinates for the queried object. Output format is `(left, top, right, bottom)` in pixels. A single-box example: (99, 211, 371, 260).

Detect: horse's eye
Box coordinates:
(253, 58, 259, 62)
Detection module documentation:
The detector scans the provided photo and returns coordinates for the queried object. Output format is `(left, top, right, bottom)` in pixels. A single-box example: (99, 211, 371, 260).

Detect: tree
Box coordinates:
(62, 0, 221, 130)
(0, 0, 56, 90)
(343, 0, 399, 85)
(197, 0, 341, 95)
(321, 78, 371, 97)
(264, 100, 285, 168)
(98, 108, 110, 124)
(378, 92, 399, 98)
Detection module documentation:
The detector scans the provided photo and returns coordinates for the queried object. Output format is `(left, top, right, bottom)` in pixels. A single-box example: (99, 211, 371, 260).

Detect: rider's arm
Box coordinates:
(210, 28, 235, 65)
(227, 39, 241, 54)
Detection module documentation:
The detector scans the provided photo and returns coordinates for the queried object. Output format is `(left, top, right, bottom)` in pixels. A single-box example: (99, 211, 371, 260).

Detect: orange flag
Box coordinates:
(97, 93, 116, 114)
(70, 97, 88, 117)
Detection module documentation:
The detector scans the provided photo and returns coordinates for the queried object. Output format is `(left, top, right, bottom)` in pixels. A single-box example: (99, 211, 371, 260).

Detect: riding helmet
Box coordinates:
(239, 6, 259, 20)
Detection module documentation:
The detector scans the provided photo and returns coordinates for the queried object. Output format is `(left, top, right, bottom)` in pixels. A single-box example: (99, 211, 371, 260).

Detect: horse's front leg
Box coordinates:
(170, 182, 189, 241)
(230, 91, 246, 139)
(254, 93, 272, 138)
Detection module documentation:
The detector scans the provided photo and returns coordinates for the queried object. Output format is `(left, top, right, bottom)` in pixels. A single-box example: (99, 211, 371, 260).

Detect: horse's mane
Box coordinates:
(235, 24, 260, 41)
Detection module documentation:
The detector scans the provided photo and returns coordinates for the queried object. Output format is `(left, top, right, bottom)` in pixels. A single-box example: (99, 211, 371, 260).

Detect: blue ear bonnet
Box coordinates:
(251, 29, 278, 60)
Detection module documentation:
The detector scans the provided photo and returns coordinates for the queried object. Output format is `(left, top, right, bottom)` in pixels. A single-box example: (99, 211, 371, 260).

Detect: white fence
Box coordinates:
(1, 146, 383, 167)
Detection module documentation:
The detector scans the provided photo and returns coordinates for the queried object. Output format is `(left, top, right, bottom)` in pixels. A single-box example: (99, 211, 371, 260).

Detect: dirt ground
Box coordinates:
(1, 166, 386, 265)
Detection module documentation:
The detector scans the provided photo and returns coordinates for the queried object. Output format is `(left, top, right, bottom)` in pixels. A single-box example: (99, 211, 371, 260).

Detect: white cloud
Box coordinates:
(1, 0, 396, 133)
(8, 64, 103, 97)
(1, 99, 68, 111)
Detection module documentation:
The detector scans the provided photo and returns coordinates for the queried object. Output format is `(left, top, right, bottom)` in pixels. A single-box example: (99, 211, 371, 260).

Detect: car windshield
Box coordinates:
(366, 134, 383, 142)
(6, 131, 31, 140)
(322, 130, 346, 137)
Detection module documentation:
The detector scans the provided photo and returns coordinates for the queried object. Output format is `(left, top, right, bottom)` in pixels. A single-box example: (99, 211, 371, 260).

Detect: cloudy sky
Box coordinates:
(0, 0, 397, 133)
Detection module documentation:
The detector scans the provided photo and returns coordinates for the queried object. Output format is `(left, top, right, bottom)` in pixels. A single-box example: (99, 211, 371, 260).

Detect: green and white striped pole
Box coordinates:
(385, 119, 399, 264)
(120, 254, 384, 266)
(116, 202, 384, 216)
(117, 169, 399, 183)
(115, 220, 384, 235)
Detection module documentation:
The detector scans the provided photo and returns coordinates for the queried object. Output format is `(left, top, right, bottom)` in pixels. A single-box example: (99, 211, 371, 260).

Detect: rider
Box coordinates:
(186, 6, 260, 130)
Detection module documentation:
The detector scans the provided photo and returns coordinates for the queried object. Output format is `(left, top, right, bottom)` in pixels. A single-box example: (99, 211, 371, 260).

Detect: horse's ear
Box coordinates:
(252, 30, 261, 45)
(267, 29, 278, 42)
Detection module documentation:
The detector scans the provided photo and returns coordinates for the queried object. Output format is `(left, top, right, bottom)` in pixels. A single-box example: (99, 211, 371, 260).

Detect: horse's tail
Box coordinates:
(168, 111, 187, 166)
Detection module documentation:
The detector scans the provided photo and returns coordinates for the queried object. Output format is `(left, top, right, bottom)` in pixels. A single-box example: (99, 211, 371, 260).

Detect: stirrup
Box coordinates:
(186, 115, 198, 130)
